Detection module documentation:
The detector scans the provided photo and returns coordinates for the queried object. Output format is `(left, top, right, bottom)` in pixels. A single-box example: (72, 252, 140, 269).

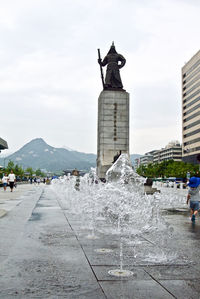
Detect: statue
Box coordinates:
(98, 42, 126, 90)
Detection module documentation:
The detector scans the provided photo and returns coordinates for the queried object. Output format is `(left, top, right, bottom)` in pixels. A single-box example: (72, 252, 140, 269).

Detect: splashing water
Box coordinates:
(51, 154, 185, 269)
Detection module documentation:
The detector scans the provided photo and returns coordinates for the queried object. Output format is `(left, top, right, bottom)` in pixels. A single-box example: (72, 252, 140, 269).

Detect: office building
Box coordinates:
(182, 50, 200, 164)
(138, 150, 157, 166)
(135, 143, 182, 168)
(153, 141, 182, 163)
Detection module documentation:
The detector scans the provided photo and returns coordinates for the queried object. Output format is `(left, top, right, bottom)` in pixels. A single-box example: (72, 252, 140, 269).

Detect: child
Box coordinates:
(187, 177, 200, 222)
(2, 173, 8, 191)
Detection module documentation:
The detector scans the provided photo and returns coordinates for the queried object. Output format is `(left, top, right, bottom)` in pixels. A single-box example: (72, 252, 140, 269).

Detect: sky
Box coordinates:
(0, 0, 200, 155)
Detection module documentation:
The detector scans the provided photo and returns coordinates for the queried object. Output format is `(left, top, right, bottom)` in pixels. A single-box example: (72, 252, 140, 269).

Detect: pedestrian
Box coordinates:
(2, 173, 8, 191)
(186, 176, 200, 222)
(8, 170, 16, 192)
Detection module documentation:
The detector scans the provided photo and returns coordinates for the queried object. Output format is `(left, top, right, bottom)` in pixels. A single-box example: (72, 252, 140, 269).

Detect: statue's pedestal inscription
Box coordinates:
(97, 90, 129, 179)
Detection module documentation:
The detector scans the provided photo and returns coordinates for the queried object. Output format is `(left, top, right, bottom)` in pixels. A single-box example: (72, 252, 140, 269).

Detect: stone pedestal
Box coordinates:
(97, 90, 129, 179)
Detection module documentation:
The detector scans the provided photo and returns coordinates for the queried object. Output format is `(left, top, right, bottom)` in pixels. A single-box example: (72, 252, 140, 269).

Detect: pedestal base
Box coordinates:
(97, 90, 129, 179)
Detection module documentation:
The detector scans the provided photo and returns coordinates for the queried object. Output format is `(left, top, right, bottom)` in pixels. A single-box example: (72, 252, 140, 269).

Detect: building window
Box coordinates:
(183, 102, 200, 116)
(183, 73, 200, 90)
(183, 81, 200, 100)
(183, 91, 200, 105)
(188, 66, 200, 81)
(183, 110, 200, 122)
(183, 146, 200, 154)
(184, 137, 200, 146)
(183, 95, 200, 110)
(183, 119, 200, 130)
(184, 128, 200, 138)
(184, 59, 200, 76)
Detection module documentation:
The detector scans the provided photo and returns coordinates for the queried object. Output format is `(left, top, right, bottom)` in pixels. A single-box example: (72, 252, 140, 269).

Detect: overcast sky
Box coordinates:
(0, 0, 200, 155)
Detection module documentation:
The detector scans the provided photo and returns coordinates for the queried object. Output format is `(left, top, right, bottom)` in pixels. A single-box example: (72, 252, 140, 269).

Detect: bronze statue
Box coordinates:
(98, 42, 126, 90)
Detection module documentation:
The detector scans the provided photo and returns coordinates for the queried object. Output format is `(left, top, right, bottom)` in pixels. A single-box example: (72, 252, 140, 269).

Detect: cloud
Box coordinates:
(0, 0, 199, 155)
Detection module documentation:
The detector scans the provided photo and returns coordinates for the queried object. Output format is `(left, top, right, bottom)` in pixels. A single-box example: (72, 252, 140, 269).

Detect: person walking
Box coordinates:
(187, 177, 200, 222)
(2, 173, 8, 191)
(8, 170, 16, 192)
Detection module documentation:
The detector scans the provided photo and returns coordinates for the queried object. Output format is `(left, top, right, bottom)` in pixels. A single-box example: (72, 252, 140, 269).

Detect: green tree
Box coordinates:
(136, 164, 147, 177)
(17, 166, 24, 179)
(26, 167, 34, 177)
(14, 164, 19, 174)
(136, 160, 200, 179)
(6, 160, 15, 172)
(35, 168, 45, 177)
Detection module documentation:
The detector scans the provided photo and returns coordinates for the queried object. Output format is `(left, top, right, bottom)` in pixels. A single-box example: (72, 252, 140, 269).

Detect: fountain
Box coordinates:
(51, 154, 183, 278)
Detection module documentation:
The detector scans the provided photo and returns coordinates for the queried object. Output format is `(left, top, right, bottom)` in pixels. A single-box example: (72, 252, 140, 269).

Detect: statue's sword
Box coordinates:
(98, 48, 105, 89)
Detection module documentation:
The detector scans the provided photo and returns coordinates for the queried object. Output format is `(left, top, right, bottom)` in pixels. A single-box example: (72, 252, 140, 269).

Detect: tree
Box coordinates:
(136, 160, 200, 179)
(26, 167, 34, 177)
(35, 168, 45, 177)
(136, 164, 147, 177)
(14, 164, 19, 174)
(17, 166, 24, 179)
(6, 161, 15, 172)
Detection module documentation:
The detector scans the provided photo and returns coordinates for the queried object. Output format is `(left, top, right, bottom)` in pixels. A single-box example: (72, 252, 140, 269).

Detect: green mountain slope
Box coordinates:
(0, 138, 96, 172)
(0, 138, 141, 172)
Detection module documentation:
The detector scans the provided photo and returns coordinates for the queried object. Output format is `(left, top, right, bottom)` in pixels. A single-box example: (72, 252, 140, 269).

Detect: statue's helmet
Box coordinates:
(107, 42, 117, 55)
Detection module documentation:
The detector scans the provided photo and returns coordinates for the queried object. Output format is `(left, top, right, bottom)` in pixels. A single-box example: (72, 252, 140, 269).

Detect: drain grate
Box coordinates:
(108, 269, 134, 277)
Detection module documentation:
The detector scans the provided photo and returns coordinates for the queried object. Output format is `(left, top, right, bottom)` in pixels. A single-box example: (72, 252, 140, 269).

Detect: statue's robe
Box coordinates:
(101, 53, 126, 89)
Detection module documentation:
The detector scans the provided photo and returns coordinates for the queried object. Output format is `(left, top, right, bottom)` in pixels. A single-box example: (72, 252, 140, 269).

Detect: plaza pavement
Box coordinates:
(0, 183, 38, 218)
(0, 184, 200, 298)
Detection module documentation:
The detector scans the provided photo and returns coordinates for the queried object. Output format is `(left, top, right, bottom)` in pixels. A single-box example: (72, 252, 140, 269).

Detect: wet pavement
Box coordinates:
(0, 185, 200, 298)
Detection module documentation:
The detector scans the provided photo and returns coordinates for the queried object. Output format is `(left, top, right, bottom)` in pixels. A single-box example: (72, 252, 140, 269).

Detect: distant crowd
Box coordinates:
(29, 177, 50, 185)
(0, 170, 53, 192)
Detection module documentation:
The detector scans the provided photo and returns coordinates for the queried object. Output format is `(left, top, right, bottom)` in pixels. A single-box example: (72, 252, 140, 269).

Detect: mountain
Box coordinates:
(0, 138, 96, 172)
(61, 146, 74, 151)
(0, 138, 142, 172)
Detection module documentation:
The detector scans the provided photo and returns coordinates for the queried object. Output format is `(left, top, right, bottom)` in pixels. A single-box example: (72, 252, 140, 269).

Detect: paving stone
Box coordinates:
(100, 280, 174, 299)
(1, 185, 200, 298)
(144, 264, 200, 280)
(160, 279, 200, 299)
